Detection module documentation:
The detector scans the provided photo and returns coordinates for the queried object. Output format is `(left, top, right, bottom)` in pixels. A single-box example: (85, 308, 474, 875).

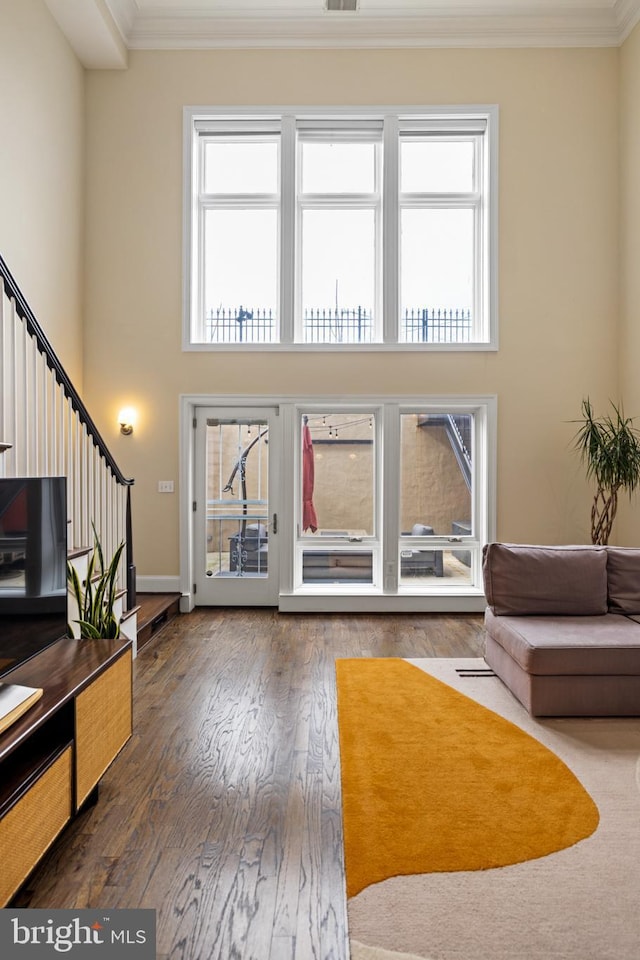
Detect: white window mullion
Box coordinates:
(299, 195, 379, 209)
(382, 403, 400, 593)
(473, 134, 484, 342)
(472, 400, 497, 584)
(294, 125, 304, 341)
(400, 193, 481, 209)
(279, 403, 296, 590)
(192, 132, 206, 344)
(280, 116, 296, 344)
(383, 115, 399, 344)
(373, 139, 383, 342)
(488, 110, 499, 349)
(195, 134, 209, 344)
(473, 202, 483, 343)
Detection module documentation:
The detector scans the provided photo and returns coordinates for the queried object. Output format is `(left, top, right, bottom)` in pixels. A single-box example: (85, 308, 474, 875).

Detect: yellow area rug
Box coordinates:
(337, 658, 640, 960)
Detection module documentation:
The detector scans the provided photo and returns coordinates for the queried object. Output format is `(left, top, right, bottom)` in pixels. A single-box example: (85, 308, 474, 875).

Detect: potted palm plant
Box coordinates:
(67, 524, 125, 638)
(573, 398, 640, 545)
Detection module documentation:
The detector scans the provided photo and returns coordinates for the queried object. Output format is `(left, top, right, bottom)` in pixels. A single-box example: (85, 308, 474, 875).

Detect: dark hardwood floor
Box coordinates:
(12, 608, 486, 959)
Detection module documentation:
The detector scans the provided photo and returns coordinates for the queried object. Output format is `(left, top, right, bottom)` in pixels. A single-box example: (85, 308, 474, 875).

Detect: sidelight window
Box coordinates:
(290, 399, 493, 597)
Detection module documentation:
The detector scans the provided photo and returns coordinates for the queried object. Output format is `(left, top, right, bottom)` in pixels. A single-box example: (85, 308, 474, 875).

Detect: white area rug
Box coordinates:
(347, 658, 640, 960)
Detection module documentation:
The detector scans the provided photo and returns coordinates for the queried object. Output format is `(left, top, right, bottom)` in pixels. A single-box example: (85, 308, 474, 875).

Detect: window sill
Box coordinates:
(183, 340, 498, 353)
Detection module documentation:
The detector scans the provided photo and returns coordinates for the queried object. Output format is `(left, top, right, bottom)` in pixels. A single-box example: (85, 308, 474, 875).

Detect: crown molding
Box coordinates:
(127, 9, 620, 50)
(44, 0, 128, 68)
(616, 0, 640, 40)
(106, 0, 138, 39)
(47, 1, 640, 65)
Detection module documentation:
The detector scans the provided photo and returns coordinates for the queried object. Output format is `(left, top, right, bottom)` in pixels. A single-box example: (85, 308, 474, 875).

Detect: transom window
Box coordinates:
(184, 107, 498, 350)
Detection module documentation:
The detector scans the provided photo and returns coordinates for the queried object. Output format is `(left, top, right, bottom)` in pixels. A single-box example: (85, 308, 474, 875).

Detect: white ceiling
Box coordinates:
(44, 0, 640, 68)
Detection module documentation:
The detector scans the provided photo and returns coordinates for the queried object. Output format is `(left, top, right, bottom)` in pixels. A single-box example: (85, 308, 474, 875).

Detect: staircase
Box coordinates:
(0, 254, 139, 650)
(417, 412, 473, 491)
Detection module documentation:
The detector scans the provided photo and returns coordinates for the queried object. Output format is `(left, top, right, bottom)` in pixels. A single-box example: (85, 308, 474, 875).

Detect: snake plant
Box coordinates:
(67, 524, 125, 638)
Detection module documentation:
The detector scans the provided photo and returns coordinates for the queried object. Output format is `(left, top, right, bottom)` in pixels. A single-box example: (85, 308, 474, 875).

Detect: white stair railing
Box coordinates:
(0, 254, 135, 608)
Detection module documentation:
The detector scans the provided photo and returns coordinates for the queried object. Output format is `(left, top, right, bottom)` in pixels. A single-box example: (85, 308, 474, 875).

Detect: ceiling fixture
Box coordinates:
(325, 0, 358, 10)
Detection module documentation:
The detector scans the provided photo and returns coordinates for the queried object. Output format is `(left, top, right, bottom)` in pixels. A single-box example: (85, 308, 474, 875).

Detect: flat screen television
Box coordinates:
(0, 477, 68, 680)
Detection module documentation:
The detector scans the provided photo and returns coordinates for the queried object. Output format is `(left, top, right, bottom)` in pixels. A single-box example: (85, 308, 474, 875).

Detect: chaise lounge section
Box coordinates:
(483, 542, 640, 717)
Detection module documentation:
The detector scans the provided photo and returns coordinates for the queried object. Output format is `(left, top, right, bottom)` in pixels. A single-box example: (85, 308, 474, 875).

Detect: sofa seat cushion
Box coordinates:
(485, 608, 640, 676)
(482, 542, 608, 616)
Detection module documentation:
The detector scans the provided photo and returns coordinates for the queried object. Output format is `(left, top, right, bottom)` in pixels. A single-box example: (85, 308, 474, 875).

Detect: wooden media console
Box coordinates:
(0, 636, 133, 905)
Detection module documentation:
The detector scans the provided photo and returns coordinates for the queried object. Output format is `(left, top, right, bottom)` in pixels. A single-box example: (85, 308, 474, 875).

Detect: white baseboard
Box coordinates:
(277, 592, 486, 614)
(136, 575, 181, 593)
(180, 592, 195, 613)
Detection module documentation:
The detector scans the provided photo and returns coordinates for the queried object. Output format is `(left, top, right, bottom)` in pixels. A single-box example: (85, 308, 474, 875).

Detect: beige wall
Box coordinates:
(619, 22, 640, 543)
(0, 0, 85, 385)
(83, 48, 620, 576)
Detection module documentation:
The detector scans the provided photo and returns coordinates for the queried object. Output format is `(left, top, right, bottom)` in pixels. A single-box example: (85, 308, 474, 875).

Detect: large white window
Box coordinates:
(184, 107, 498, 350)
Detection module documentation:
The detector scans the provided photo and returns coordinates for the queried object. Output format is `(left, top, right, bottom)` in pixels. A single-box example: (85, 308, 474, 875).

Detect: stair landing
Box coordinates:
(135, 593, 181, 652)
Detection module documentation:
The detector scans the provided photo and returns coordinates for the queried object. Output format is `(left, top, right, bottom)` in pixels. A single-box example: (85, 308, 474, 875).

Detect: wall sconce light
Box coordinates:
(118, 407, 136, 436)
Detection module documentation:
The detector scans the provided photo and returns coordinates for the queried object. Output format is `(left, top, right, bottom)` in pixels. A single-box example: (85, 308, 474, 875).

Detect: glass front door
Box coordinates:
(194, 407, 279, 605)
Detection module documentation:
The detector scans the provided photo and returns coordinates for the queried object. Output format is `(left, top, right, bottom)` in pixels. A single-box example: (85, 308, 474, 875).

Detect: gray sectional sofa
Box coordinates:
(482, 542, 640, 717)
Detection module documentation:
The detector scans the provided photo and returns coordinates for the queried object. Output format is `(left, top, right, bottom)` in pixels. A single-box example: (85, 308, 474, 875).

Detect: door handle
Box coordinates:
(272, 513, 278, 534)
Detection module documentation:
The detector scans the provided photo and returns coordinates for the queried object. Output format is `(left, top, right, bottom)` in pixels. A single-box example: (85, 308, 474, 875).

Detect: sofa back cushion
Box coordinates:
(607, 547, 640, 614)
(482, 543, 608, 616)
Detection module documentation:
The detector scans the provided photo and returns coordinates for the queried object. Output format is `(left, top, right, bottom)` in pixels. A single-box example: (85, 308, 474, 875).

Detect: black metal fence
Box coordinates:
(403, 308, 472, 344)
(304, 307, 373, 344)
(206, 307, 274, 344)
(204, 306, 472, 344)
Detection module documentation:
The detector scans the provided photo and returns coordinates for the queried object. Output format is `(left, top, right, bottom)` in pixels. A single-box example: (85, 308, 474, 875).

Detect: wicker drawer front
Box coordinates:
(0, 747, 72, 906)
(75, 650, 132, 808)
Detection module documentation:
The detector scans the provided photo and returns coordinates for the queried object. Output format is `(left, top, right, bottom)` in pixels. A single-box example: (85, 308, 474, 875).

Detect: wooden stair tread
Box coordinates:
(67, 546, 92, 560)
(120, 605, 141, 623)
(135, 594, 181, 652)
